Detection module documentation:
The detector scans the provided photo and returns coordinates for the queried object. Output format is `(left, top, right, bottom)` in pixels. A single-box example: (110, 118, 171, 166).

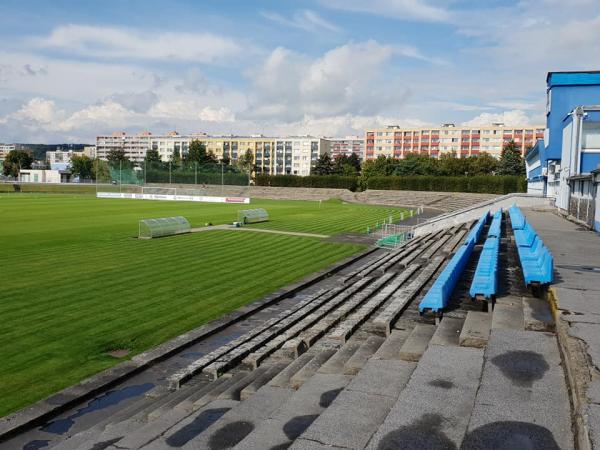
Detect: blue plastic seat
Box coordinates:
(465, 211, 490, 245)
(509, 205, 526, 230)
(514, 222, 537, 247)
(469, 237, 500, 299)
(487, 210, 502, 238)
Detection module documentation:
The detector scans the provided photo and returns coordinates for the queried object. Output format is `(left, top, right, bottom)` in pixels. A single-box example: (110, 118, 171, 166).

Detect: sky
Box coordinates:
(0, 0, 598, 144)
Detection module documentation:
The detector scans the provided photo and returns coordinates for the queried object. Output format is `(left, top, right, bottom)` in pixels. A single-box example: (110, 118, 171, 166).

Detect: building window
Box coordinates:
(582, 121, 600, 150)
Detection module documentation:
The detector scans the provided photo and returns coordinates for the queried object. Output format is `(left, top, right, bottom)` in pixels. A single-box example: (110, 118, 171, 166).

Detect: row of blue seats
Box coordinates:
(469, 209, 502, 299)
(419, 211, 489, 314)
(509, 205, 554, 286)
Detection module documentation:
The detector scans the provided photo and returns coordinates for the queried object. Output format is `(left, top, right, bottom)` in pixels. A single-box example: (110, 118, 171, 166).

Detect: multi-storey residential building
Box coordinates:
(328, 136, 364, 159)
(96, 133, 330, 176)
(83, 146, 97, 158)
(0, 144, 16, 160)
(364, 124, 544, 160)
(96, 131, 153, 163)
(47, 150, 84, 170)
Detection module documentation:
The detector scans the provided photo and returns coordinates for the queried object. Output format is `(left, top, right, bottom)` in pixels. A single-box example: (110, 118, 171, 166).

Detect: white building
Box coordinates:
(19, 169, 71, 183)
(47, 150, 84, 170)
(83, 146, 97, 158)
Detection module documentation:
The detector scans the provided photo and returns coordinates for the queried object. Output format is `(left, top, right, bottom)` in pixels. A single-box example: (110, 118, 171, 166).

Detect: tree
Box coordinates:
(106, 149, 128, 163)
(221, 154, 231, 166)
(333, 154, 361, 176)
(186, 140, 218, 166)
(498, 140, 525, 176)
(313, 153, 334, 175)
(237, 149, 254, 174)
(2, 150, 33, 177)
(361, 155, 397, 179)
(92, 158, 110, 182)
(70, 155, 94, 179)
(145, 149, 161, 163)
(468, 152, 499, 175)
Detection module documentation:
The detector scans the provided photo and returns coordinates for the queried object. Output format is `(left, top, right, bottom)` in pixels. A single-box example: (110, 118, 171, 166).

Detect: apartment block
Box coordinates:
(365, 124, 544, 160)
(328, 136, 364, 159)
(0, 144, 16, 160)
(96, 132, 330, 176)
(47, 150, 84, 170)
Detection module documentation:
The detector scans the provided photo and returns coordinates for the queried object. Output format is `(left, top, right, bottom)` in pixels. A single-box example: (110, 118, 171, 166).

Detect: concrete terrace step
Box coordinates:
(372, 256, 446, 335)
(243, 277, 373, 366)
(292, 358, 416, 450)
(344, 335, 385, 375)
(459, 311, 491, 348)
(268, 352, 316, 389)
(328, 264, 420, 343)
(399, 324, 436, 362)
(286, 273, 396, 354)
(232, 373, 352, 450)
(492, 296, 525, 331)
(366, 344, 485, 449)
(429, 316, 465, 347)
(202, 278, 373, 378)
(372, 329, 412, 360)
(317, 340, 362, 374)
(240, 362, 289, 401)
(463, 329, 573, 449)
(290, 349, 337, 389)
(523, 297, 554, 332)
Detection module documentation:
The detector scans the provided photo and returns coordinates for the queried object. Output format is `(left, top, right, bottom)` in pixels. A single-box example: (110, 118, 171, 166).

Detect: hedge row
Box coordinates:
(145, 170, 249, 186)
(366, 175, 527, 194)
(255, 174, 526, 194)
(255, 174, 359, 191)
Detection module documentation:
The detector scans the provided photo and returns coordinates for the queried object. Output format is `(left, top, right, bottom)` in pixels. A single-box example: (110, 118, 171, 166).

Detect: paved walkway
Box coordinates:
(190, 224, 330, 239)
(525, 208, 600, 449)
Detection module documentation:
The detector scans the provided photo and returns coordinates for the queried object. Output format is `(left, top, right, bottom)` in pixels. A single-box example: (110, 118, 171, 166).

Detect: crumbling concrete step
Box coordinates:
(399, 323, 436, 361)
(167, 289, 328, 388)
(192, 371, 249, 409)
(378, 243, 421, 273)
(523, 297, 555, 332)
(242, 277, 373, 369)
(459, 310, 491, 348)
(290, 349, 337, 389)
(373, 329, 412, 360)
(147, 383, 206, 421)
(372, 256, 446, 336)
(344, 335, 385, 375)
(317, 340, 362, 374)
(174, 377, 229, 413)
(291, 273, 396, 352)
(492, 296, 525, 331)
(293, 359, 416, 450)
(366, 345, 484, 449)
(442, 228, 468, 255)
(420, 233, 452, 260)
(328, 265, 420, 343)
(268, 352, 316, 388)
(463, 329, 573, 450)
(231, 373, 351, 450)
(218, 367, 269, 400)
(240, 362, 289, 401)
(430, 316, 465, 347)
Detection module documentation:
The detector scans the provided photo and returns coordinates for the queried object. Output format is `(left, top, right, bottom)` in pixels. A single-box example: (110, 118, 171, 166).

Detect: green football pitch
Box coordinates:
(0, 194, 407, 416)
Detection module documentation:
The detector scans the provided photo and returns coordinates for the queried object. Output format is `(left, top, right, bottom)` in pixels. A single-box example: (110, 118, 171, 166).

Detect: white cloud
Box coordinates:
(320, 0, 451, 23)
(12, 98, 58, 124)
(462, 110, 536, 127)
(58, 101, 136, 131)
(32, 25, 244, 64)
(198, 106, 235, 122)
(262, 10, 342, 33)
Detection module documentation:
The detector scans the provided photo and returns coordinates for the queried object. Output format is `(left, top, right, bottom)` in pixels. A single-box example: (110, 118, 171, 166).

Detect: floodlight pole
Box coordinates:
(221, 162, 224, 196)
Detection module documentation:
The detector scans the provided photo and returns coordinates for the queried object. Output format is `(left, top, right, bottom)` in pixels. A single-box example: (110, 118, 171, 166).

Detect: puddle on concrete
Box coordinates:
(319, 388, 342, 408)
(166, 407, 231, 447)
(208, 421, 254, 450)
(22, 440, 50, 450)
(377, 413, 456, 450)
(181, 351, 205, 360)
(283, 415, 319, 440)
(429, 379, 455, 389)
(491, 350, 549, 387)
(462, 421, 560, 449)
(41, 383, 154, 435)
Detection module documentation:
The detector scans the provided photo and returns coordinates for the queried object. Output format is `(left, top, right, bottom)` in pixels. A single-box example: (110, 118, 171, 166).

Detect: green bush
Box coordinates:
(255, 175, 359, 191)
(365, 175, 526, 194)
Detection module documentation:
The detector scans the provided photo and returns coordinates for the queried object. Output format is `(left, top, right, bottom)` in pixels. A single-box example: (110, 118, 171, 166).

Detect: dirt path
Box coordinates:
(190, 224, 330, 239)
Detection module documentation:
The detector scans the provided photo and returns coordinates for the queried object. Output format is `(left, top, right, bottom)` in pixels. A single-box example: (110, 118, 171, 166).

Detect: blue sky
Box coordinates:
(0, 0, 598, 143)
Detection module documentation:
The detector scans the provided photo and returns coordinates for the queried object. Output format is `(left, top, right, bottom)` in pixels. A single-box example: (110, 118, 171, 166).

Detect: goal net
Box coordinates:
(138, 216, 191, 239)
(141, 186, 177, 196)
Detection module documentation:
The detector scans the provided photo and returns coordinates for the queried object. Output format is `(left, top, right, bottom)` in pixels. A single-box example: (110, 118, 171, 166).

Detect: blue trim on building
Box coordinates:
(548, 72, 600, 88)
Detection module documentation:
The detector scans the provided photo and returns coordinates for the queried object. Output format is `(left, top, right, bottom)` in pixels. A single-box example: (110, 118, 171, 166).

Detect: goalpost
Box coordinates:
(141, 186, 177, 197)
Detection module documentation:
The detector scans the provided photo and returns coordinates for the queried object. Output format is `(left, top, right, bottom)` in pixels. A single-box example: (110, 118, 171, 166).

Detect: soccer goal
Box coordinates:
(238, 208, 269, 224)
(141, 186, 177, 197)
(138, 216, 191, 239)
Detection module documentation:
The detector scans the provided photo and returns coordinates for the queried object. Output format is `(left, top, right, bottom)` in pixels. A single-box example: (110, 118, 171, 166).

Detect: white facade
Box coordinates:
(0, 144, 15, 160)
(47, 150, 84, 170)
(83, 146, 97, 158)
(19, 169, 67, 183)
